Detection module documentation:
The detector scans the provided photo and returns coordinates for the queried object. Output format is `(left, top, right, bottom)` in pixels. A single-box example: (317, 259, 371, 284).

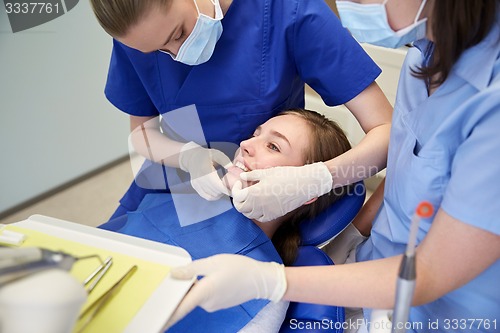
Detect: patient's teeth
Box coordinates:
(235, 161, 248, 171)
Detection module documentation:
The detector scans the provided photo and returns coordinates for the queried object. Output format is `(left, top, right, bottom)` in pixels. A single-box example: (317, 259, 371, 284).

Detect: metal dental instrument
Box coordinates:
(0, 247, 44, 269)
(391, 201, 434, 333)
(84, 256, 113, 293)
(0, 247, 102, 287)
(77, 265, 138, 333)
(83, 259, 106, 286)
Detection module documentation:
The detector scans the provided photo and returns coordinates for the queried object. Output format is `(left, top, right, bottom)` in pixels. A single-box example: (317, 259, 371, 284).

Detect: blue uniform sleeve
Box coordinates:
(104, 39, 159, 117)
(441, 87, 500, 235)
(292, 0, 381, 106)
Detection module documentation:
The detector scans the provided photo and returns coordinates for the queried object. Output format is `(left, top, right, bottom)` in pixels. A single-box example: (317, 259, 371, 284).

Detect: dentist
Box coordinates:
(168, 1, 500, 332)
(89, 0, 392, 222)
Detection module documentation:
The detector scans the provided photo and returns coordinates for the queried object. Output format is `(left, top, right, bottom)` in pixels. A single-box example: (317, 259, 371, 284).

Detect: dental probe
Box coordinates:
(0, 247, 101, 287)
(391, 201, 434, 333)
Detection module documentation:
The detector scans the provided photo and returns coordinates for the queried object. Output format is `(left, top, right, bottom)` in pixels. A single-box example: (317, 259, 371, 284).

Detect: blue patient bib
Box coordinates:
(116, 193, 282, 332)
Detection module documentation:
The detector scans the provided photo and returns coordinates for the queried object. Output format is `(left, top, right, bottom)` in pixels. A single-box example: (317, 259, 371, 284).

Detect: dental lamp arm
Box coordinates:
(129, 115, 232, 200)
(166, 209, 500, 326)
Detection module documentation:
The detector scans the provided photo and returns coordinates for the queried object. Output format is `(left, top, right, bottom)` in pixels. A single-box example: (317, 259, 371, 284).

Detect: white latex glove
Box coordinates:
(323, 223, 368, 265)
(178, 141, 233, 200)
(232, 162, 333, 222)
(164, 254, 287, 330)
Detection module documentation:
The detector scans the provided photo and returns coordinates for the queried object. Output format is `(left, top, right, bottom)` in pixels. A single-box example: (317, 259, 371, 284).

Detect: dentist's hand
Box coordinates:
(164, 254, 287, 329)
(178, 142, 233, 200)
(232, 162, 333, 222)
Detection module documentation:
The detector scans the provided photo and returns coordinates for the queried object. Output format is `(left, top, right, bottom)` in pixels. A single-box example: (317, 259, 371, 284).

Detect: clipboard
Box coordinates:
(10, 214, 194, 333)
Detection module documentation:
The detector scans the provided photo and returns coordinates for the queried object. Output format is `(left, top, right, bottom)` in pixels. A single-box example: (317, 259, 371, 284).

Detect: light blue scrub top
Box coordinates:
(357, 17, 500, 332)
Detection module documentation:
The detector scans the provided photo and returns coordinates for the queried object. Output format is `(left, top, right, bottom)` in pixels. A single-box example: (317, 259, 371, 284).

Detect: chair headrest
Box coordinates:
(300, 181, 365, 246)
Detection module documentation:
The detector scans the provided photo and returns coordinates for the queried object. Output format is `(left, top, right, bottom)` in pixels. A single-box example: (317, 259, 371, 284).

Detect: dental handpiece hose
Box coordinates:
(391, 202, 433, 333)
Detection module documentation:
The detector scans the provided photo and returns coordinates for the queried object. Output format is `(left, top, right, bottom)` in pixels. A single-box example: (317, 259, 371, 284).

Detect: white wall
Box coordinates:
(0, 2, 129, 213)
(305, 44, 406, 181)
(306, 44, 406, 145)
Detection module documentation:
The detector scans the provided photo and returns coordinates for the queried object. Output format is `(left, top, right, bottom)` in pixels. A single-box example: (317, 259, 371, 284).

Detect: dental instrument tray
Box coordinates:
(6, 214, 194, 333)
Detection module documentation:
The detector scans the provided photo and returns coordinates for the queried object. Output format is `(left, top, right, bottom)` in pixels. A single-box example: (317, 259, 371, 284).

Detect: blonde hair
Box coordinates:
(90, 0, 171, 37)
(271, 109, 352, 265)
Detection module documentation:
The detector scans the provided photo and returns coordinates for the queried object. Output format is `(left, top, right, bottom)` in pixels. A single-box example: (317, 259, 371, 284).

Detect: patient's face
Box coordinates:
(224, 114, 311, 189)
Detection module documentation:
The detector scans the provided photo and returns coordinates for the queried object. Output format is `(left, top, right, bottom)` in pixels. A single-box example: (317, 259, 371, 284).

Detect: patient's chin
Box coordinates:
(222, 173, 238, 190)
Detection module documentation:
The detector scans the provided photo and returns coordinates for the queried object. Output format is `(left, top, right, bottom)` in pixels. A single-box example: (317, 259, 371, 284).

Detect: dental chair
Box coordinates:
(279, 181, 366, 333)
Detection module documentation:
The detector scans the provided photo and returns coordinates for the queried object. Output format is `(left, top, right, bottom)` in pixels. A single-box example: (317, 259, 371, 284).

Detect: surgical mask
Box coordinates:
(336, 0, 427, 48)
(160, 0, 223, 65)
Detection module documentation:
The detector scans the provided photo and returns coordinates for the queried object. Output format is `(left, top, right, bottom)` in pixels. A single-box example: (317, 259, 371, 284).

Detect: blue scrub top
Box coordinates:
(105, 0, 380, 144)
(103, 0, 381, 217)
(357, 16, 500, 332)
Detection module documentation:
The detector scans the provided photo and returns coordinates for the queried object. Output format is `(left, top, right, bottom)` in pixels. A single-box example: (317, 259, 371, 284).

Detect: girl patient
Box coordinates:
(108, 109, 352, 332)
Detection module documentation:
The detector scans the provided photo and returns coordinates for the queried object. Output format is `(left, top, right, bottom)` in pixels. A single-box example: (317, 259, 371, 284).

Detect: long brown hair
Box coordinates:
(271, 109, 352, 265)
(90, 0, 171, 37)
(413, 0, 498, 88)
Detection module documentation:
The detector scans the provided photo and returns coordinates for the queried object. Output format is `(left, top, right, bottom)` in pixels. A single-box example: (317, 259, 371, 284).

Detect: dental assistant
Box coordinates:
(89, 0, 392, 222)
(167, 0, 500, 331)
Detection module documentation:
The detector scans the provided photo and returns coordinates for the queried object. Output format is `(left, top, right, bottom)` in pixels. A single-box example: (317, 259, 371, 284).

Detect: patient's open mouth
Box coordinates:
(234, 161, 249, 172)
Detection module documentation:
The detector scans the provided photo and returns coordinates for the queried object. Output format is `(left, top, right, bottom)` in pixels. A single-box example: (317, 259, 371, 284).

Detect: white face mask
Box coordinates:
(160, 0, 223, 65)
(336, 0, 427, 48)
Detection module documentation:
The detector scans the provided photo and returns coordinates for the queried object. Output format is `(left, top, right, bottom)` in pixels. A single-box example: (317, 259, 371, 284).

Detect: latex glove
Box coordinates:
(232, 162, 333, 222)
(178, 142, 233, 200)
(164, 254, 287, 329)
(323, 223, 368, 265)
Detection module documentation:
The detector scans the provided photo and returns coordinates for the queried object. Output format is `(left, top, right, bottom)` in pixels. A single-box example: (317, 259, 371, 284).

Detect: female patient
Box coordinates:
(105, 109, 352, 332)
(222, 109, 352, 266)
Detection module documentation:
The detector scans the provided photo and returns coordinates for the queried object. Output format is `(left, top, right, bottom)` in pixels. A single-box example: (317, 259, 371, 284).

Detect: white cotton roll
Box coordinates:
(0, 269, 87, 333)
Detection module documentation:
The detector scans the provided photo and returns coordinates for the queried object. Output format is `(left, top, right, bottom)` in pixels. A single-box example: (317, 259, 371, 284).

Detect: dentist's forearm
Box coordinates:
(283, 254, 450, 309)
(283, 255, 400, 309)
(325, 122, 391, 187)
(324, 81, 392, 187)
(283, 210, 500, 309)
(129, 115, 184, 167)
(352, 178, 385, 236)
